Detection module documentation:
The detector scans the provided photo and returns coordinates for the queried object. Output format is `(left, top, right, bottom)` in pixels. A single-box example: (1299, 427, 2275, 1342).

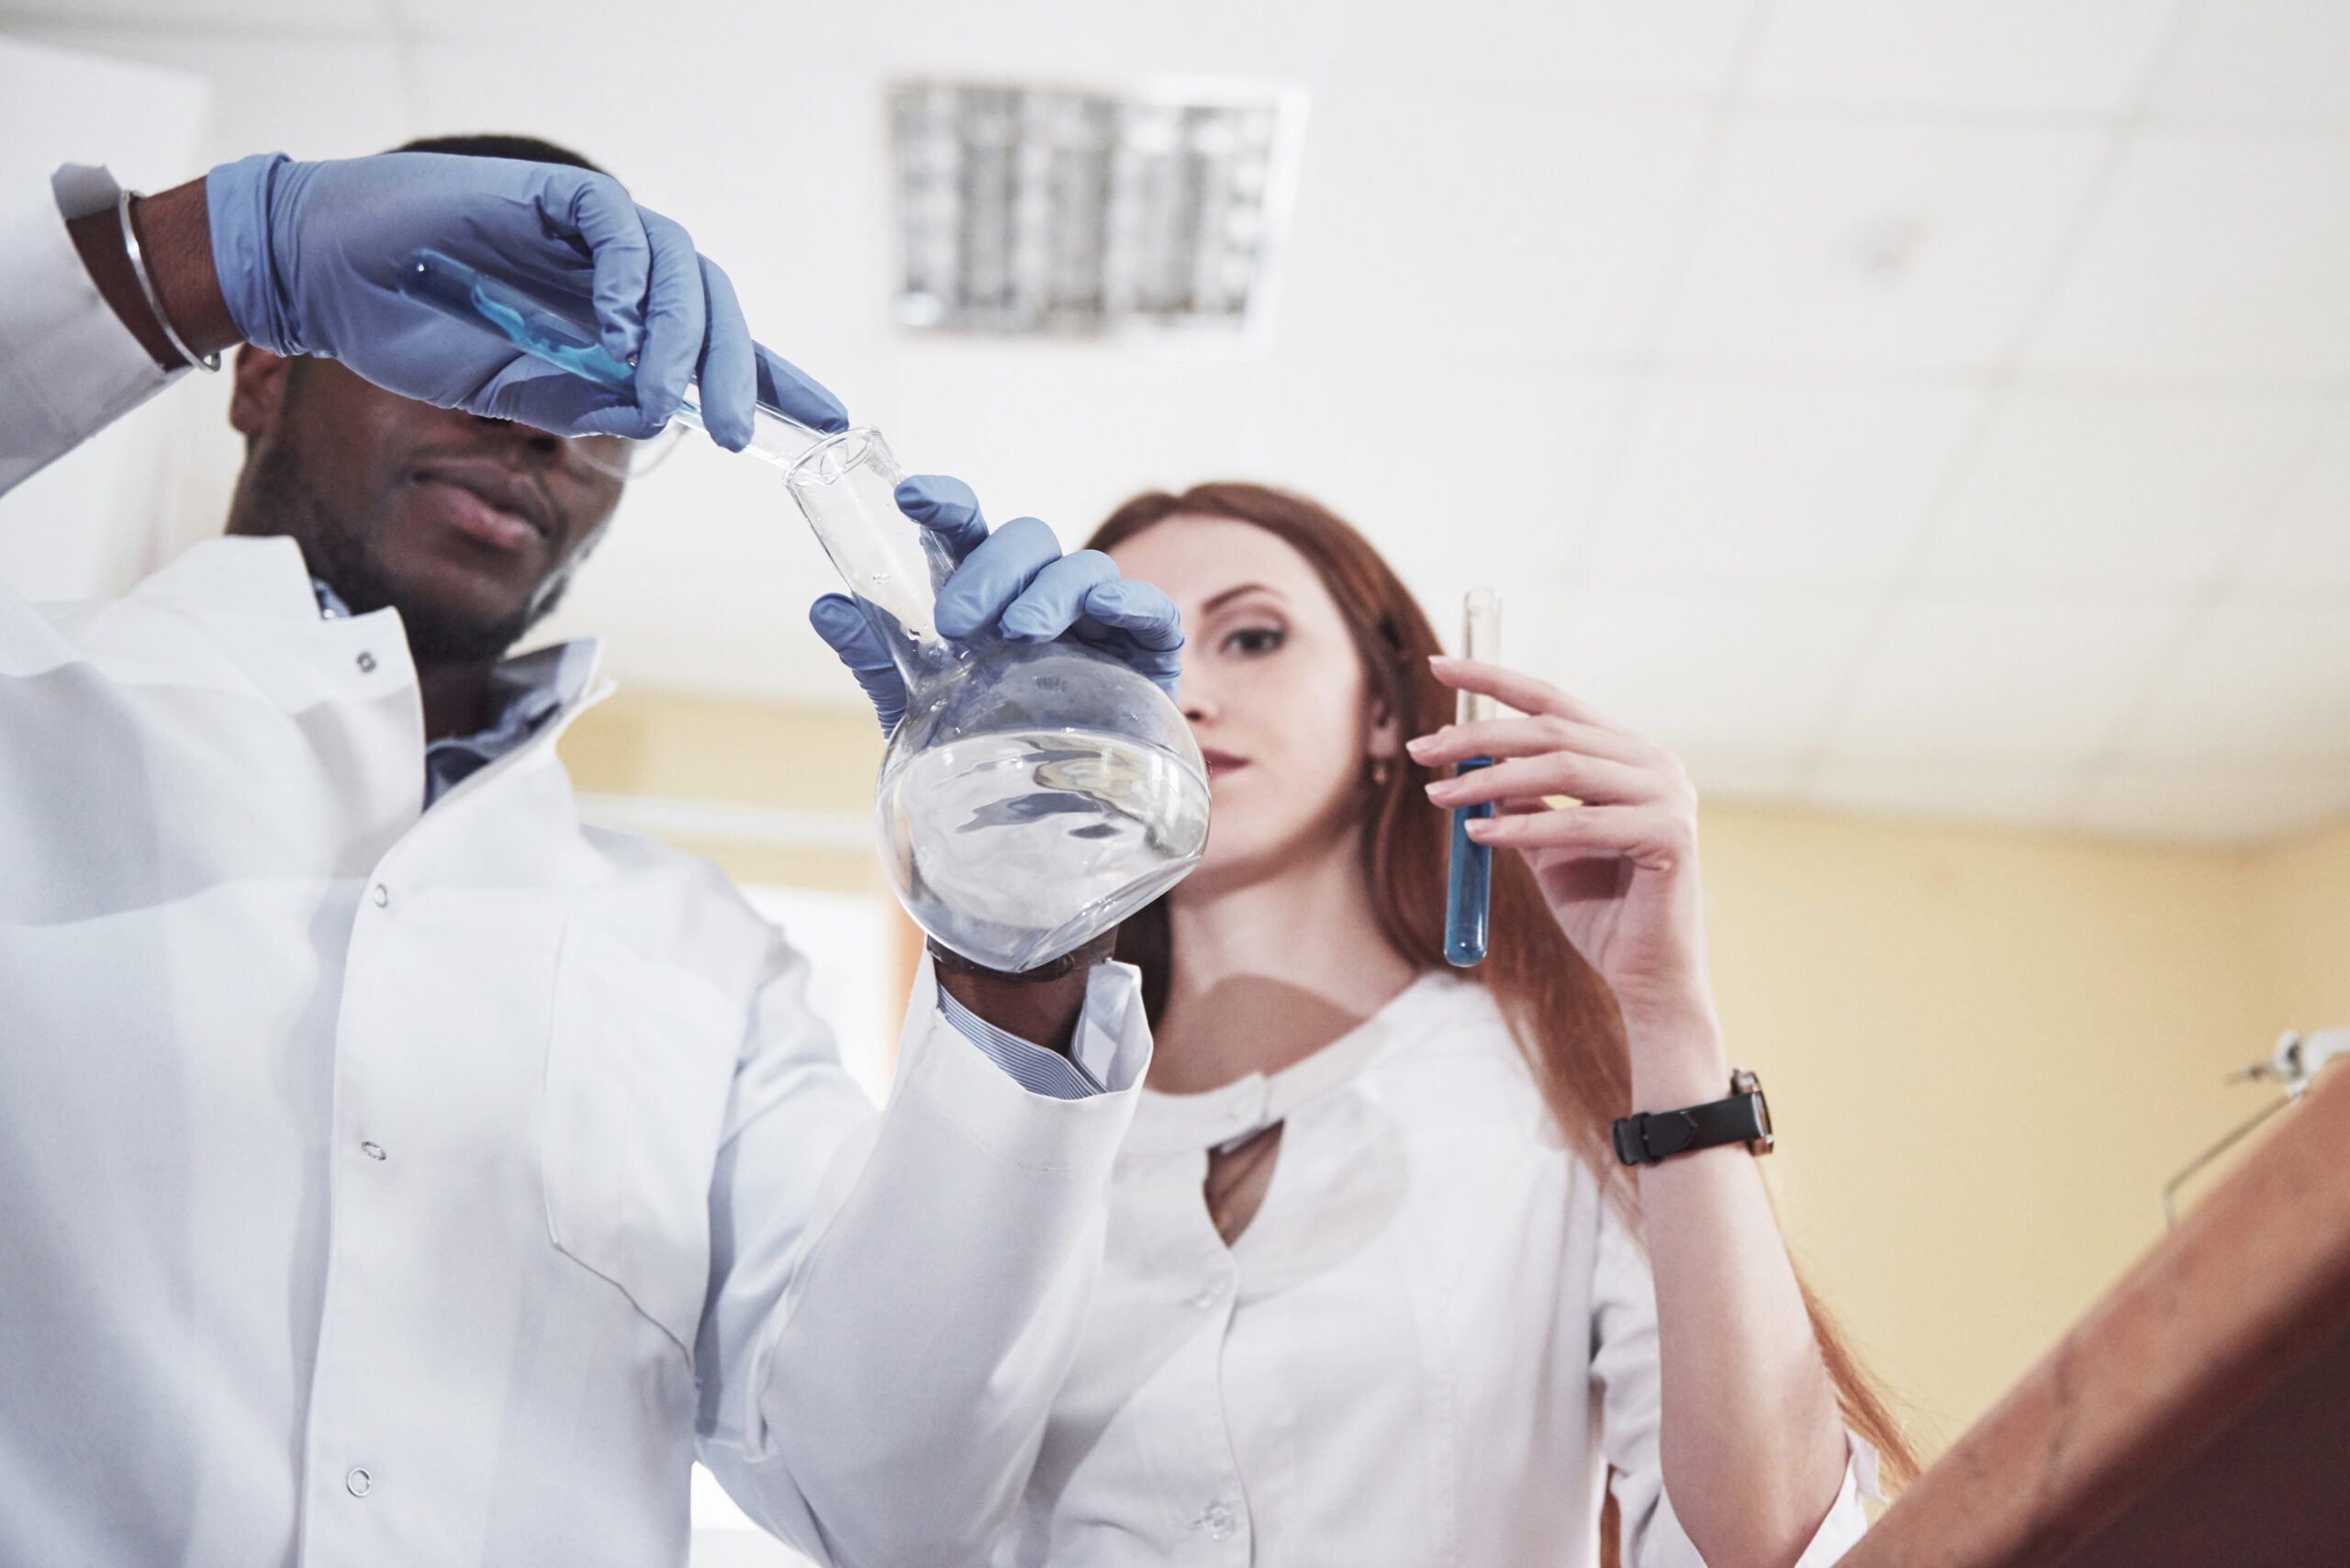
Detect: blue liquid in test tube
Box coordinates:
(395, 248, 823, 471)
(1444, 588, 1502, 967)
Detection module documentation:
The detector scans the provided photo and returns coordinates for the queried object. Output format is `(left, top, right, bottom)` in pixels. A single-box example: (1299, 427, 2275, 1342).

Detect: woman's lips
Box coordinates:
(1200, 749, 1249, 780)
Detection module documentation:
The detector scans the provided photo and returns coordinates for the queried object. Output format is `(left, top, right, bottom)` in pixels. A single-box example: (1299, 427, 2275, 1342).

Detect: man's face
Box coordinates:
(227, 353, 628, 664)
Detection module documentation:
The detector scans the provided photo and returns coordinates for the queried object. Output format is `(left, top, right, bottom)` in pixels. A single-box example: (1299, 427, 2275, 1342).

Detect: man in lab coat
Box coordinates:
(0, 138, 1176, 1567)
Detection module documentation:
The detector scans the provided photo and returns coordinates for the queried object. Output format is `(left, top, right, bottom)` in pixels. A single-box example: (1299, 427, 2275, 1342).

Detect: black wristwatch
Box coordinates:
(1611, 1069, 1774, 1166)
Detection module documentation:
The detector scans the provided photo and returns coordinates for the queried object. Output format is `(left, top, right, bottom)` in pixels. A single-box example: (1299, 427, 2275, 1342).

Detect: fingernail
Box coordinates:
(1404, 735, 1436, 756)
(1465, 818, 1493, 840)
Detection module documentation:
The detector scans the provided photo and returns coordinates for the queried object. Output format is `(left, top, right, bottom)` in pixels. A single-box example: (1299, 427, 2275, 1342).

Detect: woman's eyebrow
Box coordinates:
(1199, 582, 1284, 615)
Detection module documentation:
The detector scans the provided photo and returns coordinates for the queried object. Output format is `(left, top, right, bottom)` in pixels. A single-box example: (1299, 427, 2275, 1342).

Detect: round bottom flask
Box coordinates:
(786, 430, 1211, 972)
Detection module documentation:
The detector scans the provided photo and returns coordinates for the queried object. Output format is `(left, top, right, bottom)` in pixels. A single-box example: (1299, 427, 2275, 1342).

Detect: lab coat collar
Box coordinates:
(141, 533, 613, 708)
(136, 533, 334, 622)
(489, 636, 609, 719)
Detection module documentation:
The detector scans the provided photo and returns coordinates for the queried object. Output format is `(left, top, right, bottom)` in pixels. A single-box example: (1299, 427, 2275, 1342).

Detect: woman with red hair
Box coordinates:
(1049, 483, 1909, 1567)
(816, 479, 1917, 1566)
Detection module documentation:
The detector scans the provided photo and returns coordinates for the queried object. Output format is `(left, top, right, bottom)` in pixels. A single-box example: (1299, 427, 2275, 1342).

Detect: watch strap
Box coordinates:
(1612, 1075, 1772, 1166)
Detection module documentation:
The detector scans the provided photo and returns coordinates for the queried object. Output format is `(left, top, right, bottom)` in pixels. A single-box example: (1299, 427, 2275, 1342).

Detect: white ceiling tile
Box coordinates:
(1683, 748, 1813, 803)
(1257, 363, 1628, 612)
(2233, 407, 2350, 596)
(2148, 0, 2350, 130)
(1799, 754, 2088, 831)
(2074, 762, 2350, 846)
(854, 340, 1272, 544)
(400, 28, 889, 374)
(1539, 585, 1881, 756)
(1328, 0, 1759, 98)
(854, 0, 1324, 82)
(2115, 596, 2350, 760)
(18, 29, 410, 168)
(1659, 115, 2106, 371)
(1587, 375, 1979, 588)
(1277, 93, 1715, 364)
(536, 443, 860, 709)
(1820, 591, 2185, 760)
(390, 0, 711, 37)
(1749, 0, 2177, 117)
(2023, 129, 2350, 385)
(543, 566, 859, 708)
(1926, 389, 2326, 595)
(4, 0, 386, 25)
(0, 33, 207, 193)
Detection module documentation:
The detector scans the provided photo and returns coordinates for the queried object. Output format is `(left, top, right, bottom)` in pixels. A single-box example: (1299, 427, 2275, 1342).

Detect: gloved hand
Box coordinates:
(810, 475, 1184, 734)
(204, 151, 845, 446)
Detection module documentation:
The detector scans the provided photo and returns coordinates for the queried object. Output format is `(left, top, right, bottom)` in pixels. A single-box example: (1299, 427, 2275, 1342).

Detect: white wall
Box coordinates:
(0, 36, 207, 599)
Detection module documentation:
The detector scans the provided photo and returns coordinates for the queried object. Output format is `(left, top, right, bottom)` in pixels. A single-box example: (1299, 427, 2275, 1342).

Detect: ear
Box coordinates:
(1365, 684, 1404, 766)
(228, 345, 295, 441)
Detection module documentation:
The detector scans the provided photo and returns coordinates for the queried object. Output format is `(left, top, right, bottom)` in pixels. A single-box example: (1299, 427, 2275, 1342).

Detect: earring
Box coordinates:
(1370, 756, 1393, 788)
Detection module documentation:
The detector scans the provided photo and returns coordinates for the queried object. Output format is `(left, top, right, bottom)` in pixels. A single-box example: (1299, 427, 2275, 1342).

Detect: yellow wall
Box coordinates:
(1699, 808, 2279, 1454)
(564, 688, 883, 818)
(559, 688, 923, 977)
(2244, 815, 2350, 1029)
(563, 689, 2349, 1462)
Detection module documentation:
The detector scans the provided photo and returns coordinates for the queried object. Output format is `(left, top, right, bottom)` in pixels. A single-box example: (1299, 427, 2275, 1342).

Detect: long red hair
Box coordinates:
(1088, 483, 1919, 1511)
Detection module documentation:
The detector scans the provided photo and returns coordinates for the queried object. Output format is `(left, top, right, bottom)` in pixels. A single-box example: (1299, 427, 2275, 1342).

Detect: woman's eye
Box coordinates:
(1221, 625, 1285, 655)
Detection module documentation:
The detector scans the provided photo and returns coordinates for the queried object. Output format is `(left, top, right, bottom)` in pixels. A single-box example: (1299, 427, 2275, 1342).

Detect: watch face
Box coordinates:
(1733, 1068, 1773, 1148)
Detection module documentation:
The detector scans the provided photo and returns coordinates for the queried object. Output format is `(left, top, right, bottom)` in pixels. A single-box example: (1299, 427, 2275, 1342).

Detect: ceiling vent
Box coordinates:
(890, 78, 1306, 351)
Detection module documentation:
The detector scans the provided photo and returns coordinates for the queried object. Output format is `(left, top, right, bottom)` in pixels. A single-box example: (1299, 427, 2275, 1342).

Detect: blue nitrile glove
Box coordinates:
(204, 151, 846, 446)
(809, 474, 1185, 734)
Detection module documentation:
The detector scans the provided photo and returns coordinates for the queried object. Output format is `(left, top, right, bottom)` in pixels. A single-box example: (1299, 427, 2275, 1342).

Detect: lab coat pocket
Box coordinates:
(543, 918, 745, 1363)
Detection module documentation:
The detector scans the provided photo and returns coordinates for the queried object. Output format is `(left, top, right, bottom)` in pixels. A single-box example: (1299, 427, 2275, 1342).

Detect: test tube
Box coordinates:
(1444, 589, 1502, 968)
(397, 249, 823, 471)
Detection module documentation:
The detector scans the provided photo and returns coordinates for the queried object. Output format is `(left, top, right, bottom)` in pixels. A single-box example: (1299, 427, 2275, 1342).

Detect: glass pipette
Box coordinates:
(1443, 588, 1501, 968)
(397, 245, 1211, 972)
(397, 248, 823, 469)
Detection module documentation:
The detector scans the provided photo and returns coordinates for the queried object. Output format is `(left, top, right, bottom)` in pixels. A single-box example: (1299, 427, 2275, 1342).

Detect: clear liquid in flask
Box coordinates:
(878, 727, 1211, 972)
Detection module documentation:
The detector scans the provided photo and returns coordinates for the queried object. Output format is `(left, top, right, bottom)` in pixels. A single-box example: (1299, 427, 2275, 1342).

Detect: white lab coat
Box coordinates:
(998, 971, 1880, 1567)
(0, 172, 1149, 1568)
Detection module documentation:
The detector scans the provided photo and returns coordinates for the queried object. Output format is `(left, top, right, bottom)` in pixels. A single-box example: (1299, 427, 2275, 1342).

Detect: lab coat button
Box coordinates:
(356, 651, 377, 674)
(360, 1140, 386, 1161)
(345, 1468, 373, 1497)
(371, 883, 389, 907)
(1196, 1500, 1237, 1539)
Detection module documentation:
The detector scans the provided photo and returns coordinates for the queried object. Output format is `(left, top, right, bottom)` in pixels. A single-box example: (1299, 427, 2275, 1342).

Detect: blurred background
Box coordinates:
(4, 1, 2346, 1560)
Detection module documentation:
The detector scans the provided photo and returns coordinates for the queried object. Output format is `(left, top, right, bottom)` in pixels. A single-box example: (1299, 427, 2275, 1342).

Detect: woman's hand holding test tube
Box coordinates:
(1412, 661, 1717, 1050)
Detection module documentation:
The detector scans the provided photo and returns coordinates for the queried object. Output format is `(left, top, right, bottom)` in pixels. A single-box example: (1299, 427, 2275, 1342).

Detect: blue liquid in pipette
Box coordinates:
(472, 294, 634, 388)
(1444, 756, 1494, 967)
(397, 248, 737, 439)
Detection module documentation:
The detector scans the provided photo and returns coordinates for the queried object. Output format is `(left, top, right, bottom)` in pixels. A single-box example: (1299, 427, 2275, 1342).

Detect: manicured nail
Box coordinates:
(1405, 735, 1437, 756)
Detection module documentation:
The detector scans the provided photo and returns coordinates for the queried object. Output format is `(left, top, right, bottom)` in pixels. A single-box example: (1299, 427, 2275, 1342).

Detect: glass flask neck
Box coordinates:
(782, 427, 972, 693)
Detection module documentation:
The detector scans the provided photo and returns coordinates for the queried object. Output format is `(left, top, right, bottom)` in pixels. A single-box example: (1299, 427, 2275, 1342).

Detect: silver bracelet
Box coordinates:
(116, 187, 220, 373)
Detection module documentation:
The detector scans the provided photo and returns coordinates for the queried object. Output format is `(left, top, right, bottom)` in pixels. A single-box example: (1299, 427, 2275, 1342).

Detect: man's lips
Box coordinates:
(410, 461, 554, 554)
(1200, 748, 1249, 779)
